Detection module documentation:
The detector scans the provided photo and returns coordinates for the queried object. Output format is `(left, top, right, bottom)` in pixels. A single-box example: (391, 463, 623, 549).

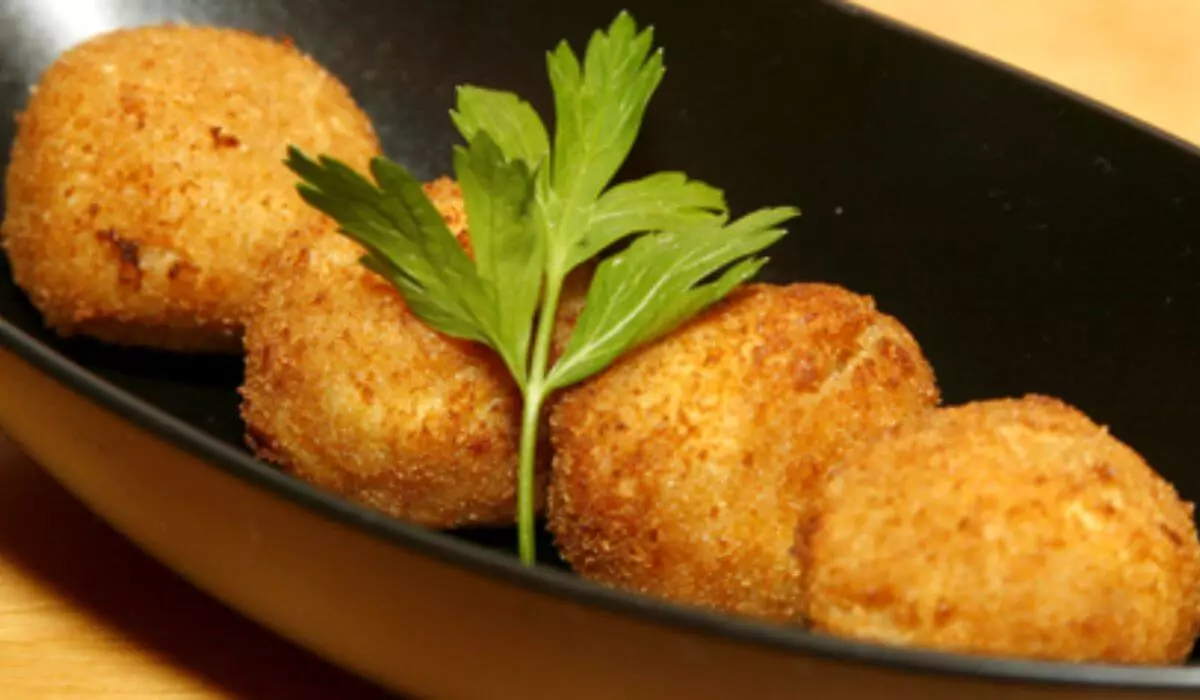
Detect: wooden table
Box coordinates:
(3, 1, 1200, 696)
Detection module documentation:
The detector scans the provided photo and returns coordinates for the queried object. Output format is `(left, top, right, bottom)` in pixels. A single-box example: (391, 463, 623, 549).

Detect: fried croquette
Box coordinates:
(1, 24, 379, 351)
(241, 178, 544, 528)
(799, 395, 1200, 664)
(548, 283, 940, 622)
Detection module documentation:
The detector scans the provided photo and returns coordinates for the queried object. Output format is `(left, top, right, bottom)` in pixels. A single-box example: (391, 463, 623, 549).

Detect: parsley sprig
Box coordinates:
(285, 11, 799, 565)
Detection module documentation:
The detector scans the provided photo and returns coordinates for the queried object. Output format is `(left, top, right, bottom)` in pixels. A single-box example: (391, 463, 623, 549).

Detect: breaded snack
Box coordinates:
(799, 395, 1200, 664)
(548, 283, 940, 622)
(1, 24, 379, 351)
(241, 179, 541, 528)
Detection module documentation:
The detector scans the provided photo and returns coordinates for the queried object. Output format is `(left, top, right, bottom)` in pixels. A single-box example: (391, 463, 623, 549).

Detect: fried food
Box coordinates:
(548, 282, 940, 622)
(240, 179, 592, 528)
(799, 395, 1200, 664)
(1, 24, 379, 352)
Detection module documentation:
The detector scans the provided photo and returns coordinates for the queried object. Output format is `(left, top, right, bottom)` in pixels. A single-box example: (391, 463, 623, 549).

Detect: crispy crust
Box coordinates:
(1, 24, 380, 351)
(548, 283, 940, 622)
(800, 396, 1200, 664)
(240, 179, 546, 528)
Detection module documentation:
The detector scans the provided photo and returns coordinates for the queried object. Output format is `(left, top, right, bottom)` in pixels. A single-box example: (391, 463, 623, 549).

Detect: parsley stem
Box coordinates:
(517, 383, 544, 565)
(517, 267, 566, 565)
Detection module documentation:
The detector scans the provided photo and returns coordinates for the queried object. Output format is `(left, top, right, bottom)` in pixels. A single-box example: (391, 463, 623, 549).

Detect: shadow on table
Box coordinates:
(0, 445, 399, 699)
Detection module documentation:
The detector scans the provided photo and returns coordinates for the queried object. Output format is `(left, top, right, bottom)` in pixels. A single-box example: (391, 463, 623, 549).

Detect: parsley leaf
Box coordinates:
(285, 147, 497, 346)
(286, 11, 801, 566)
(450, 86, 550, 169)
(547, 207, 798, 390)
(547, 12, 660, 204)
(451, 133, 542, 387)
(542, 11, 665, 273)
(577, 172, 728, 268)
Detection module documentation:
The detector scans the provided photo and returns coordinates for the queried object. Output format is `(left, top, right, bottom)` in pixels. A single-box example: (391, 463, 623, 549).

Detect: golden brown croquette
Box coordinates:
(799, 395, 1200, 664)
(1, 24, 380, 351)
(240, 179, 546, 528)
(548, 283, 940, 622)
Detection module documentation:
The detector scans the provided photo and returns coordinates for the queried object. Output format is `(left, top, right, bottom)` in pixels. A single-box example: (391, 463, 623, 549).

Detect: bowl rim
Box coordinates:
(3, 0, 1200, 690)
(7, 299, 1200, 693)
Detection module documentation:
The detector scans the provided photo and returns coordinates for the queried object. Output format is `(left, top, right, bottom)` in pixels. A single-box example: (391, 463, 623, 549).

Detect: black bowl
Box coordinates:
(2, 0, 1200, 697)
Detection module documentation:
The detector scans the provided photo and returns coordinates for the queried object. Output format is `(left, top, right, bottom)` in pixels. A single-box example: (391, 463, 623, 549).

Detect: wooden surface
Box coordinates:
(2, 1, 1199, 697)
(857, 0, 1200, 145)
(0, 434, 393, 699)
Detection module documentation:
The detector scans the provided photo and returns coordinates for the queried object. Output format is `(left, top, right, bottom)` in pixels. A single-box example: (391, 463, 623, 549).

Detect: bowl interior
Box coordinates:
(3, 0, 1200, 667)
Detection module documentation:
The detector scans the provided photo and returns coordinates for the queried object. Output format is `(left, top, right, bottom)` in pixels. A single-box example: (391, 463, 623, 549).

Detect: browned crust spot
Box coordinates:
(94, 228, 142, 290)
(209, 125, 240, 148)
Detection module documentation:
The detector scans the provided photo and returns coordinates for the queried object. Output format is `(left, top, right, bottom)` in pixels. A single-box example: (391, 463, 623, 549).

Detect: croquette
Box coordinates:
(798, 395, 1200, 664)
(548, 283, 940, 622)
(240, 178, 523, 527)
(1, 24, 380, 351)
(241, 178, 558, 528)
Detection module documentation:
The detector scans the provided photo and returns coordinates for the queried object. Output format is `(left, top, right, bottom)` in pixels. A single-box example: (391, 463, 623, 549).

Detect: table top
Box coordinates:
(3, 1, 1200, 696)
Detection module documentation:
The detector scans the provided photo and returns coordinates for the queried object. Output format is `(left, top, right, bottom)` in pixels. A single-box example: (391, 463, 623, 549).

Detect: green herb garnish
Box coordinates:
(285, 11, 799, 565)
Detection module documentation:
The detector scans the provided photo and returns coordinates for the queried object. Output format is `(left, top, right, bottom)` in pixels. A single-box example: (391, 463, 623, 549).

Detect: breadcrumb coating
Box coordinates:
(800, 396, 1200, 664)
(548, 283, 939, 622)
(1, 24, 380, 351)
(238, 178, 543, 528)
